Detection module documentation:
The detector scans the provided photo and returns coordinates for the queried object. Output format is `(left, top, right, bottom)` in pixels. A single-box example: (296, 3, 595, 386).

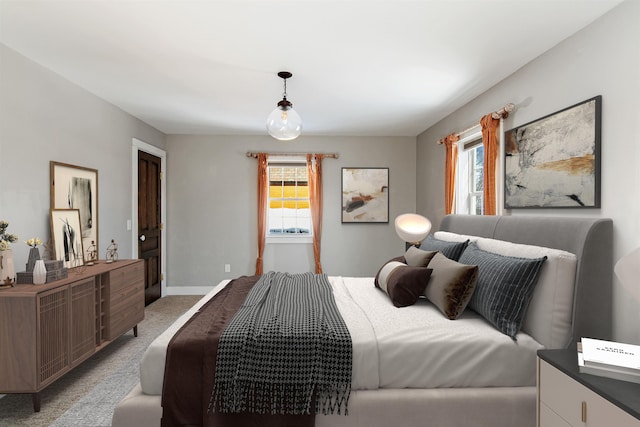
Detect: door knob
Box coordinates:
(139, 234, 146, 242)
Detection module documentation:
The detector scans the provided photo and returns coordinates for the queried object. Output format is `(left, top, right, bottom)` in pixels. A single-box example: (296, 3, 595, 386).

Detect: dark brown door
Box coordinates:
(138, 151, 162, 305)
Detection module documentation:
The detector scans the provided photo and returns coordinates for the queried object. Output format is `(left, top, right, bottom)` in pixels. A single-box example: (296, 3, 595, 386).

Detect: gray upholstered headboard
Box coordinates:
(439, 214, 613, 347)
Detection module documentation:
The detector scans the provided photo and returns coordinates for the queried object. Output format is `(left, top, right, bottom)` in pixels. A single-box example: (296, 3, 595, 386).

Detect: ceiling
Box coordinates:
(0, 0, 624, 137)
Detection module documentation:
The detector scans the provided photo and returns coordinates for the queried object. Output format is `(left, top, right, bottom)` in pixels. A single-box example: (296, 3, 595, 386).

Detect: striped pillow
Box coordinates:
(459, 242, 546, 339)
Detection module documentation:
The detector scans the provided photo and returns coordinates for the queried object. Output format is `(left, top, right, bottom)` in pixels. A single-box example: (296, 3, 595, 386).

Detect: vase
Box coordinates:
(26, 247, 41, 272)
(33, 259, 47, 285)
(0, 249, 16, 286)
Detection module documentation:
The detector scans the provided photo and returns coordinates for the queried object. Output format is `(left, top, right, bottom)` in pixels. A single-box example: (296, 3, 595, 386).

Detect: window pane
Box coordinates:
(474, 170, 484, 192)
(472, 145, 484, 194)
(267, 164, 312, 236)
(476, 195, 483, 215)
(459, 138, 485, 216)
(269, 186, 283, 198)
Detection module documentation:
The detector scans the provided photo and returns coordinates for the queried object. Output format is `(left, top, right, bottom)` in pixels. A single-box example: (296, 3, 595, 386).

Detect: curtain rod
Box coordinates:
(246, 151, 339, 159)
(437, 103, 515, 144)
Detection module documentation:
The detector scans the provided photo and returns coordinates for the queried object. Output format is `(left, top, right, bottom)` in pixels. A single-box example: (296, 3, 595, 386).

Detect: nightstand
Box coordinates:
(537, 349, 640, 426)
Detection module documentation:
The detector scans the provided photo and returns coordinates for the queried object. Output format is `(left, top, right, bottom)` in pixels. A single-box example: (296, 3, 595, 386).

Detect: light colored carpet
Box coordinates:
(0, 295, 202, 427)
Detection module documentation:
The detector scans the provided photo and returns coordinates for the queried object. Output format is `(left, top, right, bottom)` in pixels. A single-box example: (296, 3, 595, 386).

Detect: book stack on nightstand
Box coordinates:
(578, 338, 640, 384)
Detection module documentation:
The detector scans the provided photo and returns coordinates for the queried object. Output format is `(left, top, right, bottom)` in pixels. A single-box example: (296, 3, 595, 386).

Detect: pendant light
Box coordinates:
(266, 71, 302, 141)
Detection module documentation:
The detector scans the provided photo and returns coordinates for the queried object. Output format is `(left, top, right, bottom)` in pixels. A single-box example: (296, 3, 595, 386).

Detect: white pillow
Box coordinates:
(435, 231, 577, 348)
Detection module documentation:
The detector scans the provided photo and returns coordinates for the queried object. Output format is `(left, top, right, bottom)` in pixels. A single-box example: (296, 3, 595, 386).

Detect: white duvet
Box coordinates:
(140, 277, 543, 396)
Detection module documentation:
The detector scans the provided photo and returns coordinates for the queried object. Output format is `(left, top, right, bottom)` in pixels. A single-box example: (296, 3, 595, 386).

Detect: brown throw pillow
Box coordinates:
(377, 261, 433, 307)
(374, 248, 435, 289)
(424, 252, 478, 319)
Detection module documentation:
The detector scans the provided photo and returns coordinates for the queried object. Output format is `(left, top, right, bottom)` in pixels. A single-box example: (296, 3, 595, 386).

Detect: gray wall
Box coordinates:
(1, 0, 638, 345)
(166, 134, 417, 288)
(416, 0, 640, 344)
(0, 44, 166, 265)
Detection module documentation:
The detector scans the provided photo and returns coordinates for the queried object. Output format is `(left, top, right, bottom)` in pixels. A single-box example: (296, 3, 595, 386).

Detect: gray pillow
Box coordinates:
(423, 252, 478, 319)
(404, 246, 437, 267)
(420, 234, 469, 261)
(459, 242, 547, 339)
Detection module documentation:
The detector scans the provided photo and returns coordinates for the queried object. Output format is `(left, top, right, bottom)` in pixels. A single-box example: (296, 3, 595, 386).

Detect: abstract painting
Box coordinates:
(504, 96, 601, 208)
(51, 161, 98, 254)
(342, 168, 389, 223)
(50, 209, 85, 268)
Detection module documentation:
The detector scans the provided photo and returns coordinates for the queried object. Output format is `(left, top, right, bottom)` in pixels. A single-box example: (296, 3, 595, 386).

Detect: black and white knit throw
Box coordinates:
(209, 271, 352, 416)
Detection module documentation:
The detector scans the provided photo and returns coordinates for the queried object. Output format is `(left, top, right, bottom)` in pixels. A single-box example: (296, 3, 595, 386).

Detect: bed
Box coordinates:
(112, 214, 613, 427)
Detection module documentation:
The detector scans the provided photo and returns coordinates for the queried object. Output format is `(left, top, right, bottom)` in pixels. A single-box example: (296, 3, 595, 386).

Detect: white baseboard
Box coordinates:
(165, 286, 211, 296)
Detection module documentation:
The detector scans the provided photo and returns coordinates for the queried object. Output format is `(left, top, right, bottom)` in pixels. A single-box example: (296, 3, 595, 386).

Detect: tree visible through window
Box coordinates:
(268, 164, 312, 235)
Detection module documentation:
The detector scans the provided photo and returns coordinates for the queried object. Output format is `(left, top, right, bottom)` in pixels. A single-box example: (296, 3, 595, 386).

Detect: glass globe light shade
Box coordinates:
(395, 213, 432, 244)
(266, 106, 302, 141)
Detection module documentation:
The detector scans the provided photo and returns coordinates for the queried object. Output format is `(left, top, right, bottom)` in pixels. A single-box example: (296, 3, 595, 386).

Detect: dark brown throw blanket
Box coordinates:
(161, 274, 352, 427)
(161, 275, 257, 427)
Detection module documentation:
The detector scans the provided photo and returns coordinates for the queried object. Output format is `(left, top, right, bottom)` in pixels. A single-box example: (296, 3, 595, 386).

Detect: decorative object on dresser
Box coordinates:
(31, 260, 47, 285)
(106, 239, 119, 263)
(17, 237, 68, 285)
(0, 219, 18, 287)
(504, 95, 602, 209)
(342, 167, 389, 223)
(50, 161, 99, 255)
(538, 349, 640, 426)
(25, 237, 43, 272)
(0, 259, 145, 412)
(16, 260, 67, 284)
(86, 240, 98, 265)
(50, 209, 85, 269)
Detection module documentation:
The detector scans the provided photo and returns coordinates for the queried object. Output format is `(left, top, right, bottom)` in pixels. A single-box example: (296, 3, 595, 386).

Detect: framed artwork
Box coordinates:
(50, 209, 85, 268)
(342, 167, 389, 223)
(504, 95, 601, 208)
(50, 161, 98, 254)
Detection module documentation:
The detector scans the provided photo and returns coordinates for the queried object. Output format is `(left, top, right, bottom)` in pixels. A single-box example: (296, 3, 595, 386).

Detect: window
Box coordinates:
(267, 161, 312, 240)
(456, 136, 484, 215)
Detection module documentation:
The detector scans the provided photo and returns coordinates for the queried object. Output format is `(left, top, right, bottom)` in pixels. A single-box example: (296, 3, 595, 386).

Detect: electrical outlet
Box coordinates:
(224, 264, 231, 273)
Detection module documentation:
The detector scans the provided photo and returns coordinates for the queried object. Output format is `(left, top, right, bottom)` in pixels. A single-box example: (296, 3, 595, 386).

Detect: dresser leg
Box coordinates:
(133, 325, 138, 337)
(32, 392, 41, 412)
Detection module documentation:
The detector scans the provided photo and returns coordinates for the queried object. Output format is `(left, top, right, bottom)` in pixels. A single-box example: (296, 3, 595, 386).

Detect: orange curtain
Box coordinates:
(442, 133, 459, 215)
(480, 114, 500, 215)
(307, 154, 324, 274)
(255, 153, 268, 275)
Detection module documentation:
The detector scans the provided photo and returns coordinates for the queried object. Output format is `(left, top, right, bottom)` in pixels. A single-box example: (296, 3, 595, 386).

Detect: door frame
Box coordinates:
(131, 138, 167, 298)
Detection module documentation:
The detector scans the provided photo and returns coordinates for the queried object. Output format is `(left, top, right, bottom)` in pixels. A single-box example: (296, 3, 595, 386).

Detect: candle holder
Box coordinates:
(106, 239, 119, 263)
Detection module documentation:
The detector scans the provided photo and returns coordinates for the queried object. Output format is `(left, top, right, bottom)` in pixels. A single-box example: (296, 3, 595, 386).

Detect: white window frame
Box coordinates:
(456, 132, 483, 215)
(454, 120, 505, 215)
(266, 156, 313, 244)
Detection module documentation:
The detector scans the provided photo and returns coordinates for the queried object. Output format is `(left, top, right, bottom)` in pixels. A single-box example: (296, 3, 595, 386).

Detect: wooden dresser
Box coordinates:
(0, 259, 144, 411)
